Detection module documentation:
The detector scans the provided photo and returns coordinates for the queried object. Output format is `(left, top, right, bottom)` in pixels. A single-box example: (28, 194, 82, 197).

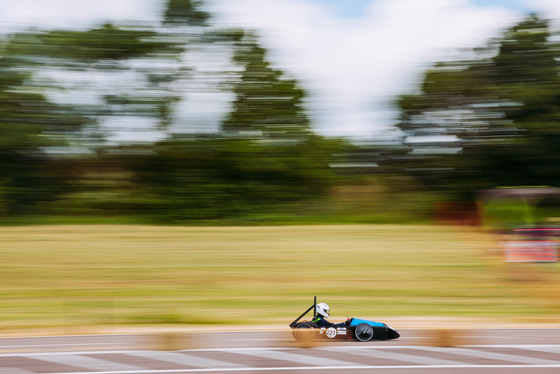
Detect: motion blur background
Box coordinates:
(1, 0, 560, 329)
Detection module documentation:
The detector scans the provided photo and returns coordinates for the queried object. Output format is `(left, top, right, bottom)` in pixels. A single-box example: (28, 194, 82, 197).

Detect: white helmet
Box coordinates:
(316, 302, 330, 318)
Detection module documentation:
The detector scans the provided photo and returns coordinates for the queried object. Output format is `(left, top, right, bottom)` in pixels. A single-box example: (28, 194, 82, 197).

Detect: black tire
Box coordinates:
(354, 323, 374, 342)
(292, 323, 312, 341)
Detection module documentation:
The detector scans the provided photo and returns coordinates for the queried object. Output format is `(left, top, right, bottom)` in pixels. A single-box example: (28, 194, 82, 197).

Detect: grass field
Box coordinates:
(1, 224, 560, 330)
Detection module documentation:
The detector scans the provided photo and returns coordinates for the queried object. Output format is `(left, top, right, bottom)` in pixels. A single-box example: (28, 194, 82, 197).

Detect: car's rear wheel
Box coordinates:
(292, 323, 313, 341)
(354, 323, 374, 342)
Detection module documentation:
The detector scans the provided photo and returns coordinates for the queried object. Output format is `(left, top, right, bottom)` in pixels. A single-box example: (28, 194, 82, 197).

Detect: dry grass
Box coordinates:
(1, 224, 559, 329)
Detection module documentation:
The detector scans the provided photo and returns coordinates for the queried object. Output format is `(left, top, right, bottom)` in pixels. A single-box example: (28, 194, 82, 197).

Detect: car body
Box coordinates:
(289, 297, 400, 342)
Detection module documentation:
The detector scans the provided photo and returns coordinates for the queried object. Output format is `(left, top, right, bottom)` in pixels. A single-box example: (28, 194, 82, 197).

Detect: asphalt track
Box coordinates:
(1, 329, 560, 373)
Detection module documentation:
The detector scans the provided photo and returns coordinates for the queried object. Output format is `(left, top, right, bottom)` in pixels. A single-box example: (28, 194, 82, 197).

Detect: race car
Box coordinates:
(289, 297, 400, 342)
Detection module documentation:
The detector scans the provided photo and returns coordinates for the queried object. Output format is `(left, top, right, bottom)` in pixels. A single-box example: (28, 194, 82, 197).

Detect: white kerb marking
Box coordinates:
(28, 353, 144, 371)
(230, 349, 355, 367)
(517, 345, 560, 355)
(0, 369, 33, 374)
(416, 346, 560, 365)
(128, 351, 242, 368)
(321, 346, 467, 366)
(10, 364, 560, 374)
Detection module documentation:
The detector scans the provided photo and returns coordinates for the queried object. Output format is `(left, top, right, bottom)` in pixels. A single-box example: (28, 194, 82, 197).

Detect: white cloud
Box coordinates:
(208, 0, 522, 138)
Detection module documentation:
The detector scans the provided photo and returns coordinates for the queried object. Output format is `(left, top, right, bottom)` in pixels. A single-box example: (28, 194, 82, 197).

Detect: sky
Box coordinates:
(1, 0, 560, 140)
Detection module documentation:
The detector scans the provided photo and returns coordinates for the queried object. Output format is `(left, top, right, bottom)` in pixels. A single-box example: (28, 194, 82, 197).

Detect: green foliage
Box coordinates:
(0, 0, 411, 224)
(0, 0, 355, 222)
(222, 31, 311, 140)
(127, 135, 340, 222)
(0, 38, 90, 214)
(107, 27, 341, 222)
(163, 0, 210, 26)
(10, 24, 181, 61)
(395, 15, 560, 199)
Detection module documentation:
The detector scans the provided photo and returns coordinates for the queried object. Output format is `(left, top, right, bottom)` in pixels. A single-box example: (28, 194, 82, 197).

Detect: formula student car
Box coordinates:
(289, 297, 400, 342)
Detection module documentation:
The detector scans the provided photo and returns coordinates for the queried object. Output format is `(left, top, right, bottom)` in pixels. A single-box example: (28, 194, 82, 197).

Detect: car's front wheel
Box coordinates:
(354, 323, 374, 342)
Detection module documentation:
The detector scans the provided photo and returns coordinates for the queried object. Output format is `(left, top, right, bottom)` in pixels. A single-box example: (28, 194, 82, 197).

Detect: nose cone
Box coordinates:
(384, 324, 400, 339)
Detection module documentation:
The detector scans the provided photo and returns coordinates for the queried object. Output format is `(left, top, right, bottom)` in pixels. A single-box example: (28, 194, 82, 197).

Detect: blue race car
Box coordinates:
(289, 297, 400, 342)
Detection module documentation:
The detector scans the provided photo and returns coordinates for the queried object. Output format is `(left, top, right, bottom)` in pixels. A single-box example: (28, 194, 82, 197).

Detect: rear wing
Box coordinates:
(289, 296, 316, 328)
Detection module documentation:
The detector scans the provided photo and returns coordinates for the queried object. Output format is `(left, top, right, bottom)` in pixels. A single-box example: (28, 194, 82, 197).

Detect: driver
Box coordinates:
(313, 303, 347, 328)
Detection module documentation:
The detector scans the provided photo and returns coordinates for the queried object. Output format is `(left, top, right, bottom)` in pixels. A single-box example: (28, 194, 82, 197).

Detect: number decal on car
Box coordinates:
(326, 327, 337, 338)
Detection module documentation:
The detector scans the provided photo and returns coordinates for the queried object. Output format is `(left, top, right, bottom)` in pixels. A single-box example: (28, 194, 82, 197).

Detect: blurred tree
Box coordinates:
(0, 23, 184, 216)
(30, 23, 178, 60)
(489, 16, 560, 186)
(0, 1, 345, 222)
(217, 31, 336, 216)
(159, 0, 232, 134)
(131, 29, 340, 221)
(222, 31, 312, 141)
(394, 15, 560, 198)
(36, 24, 183, 135)
(131, 134, 341, 221)
(0, 35, 90, 214)
(163, 0, 210, 27)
